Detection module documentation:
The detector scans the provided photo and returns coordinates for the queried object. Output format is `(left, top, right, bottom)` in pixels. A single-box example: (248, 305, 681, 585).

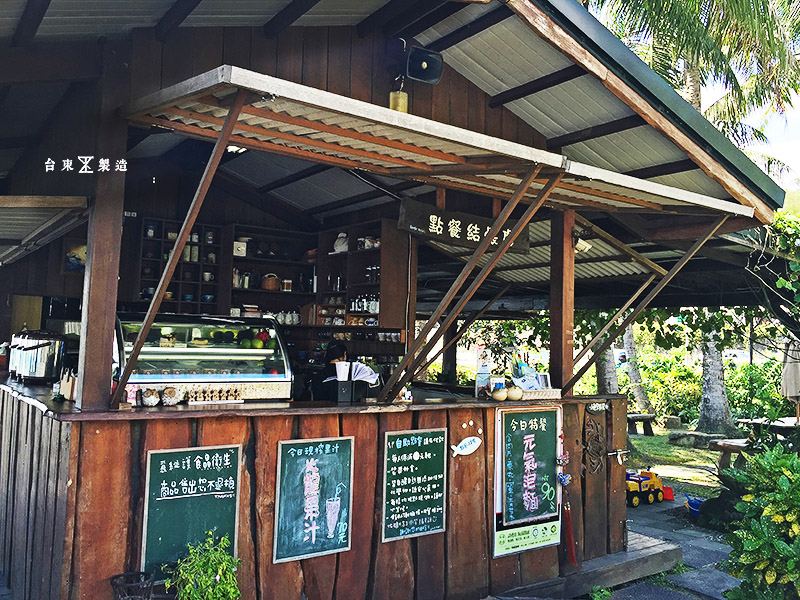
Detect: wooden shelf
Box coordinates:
(231, 288, 315, 296)
(233, 256, 315, 267)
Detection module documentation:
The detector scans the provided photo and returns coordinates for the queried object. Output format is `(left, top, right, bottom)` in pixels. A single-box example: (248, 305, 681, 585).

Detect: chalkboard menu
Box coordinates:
(382, 428, 447, 542)
(273, 436, 354, 563)
(501, 408, 559, 525)
(141, 445, 241, 578)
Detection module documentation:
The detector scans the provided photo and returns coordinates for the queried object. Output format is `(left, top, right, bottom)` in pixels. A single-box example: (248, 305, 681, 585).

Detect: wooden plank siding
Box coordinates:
(0, 390, 73, 600)
(128, 26, 546, 150)
(0, 394, 626, 600)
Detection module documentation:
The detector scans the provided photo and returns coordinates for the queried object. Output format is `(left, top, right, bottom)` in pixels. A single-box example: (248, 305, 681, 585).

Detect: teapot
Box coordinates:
(261, 273, 280, 291)
(333, 232, 348, 253)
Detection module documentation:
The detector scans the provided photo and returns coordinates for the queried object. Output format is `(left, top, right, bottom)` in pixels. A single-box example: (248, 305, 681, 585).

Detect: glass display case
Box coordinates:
(119, 314, 292, 404)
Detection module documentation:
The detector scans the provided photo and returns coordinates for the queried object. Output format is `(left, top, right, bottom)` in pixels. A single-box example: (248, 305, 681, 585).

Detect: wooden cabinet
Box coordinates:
(129, 217, 222, 315)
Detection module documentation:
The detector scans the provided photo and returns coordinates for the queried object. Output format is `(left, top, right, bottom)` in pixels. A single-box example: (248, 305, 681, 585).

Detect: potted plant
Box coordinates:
(164, 531, 242, 600)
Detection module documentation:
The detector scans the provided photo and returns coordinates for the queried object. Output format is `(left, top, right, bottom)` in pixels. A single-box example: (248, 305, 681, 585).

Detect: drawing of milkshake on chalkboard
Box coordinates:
(273, 437, 354, 563)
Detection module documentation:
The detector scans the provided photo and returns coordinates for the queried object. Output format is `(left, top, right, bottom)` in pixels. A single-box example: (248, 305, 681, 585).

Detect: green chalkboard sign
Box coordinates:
(141, 445, 241, 578)
(273, 436, 354, 563)
(501, 408, 560, 526)
(382, 428, 447, 542)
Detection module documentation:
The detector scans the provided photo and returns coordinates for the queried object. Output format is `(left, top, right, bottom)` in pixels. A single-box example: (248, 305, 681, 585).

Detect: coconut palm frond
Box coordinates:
(740, 149, 794, 180)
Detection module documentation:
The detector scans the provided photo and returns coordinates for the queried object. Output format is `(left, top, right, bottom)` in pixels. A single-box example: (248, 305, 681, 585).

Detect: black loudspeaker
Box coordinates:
(405, 46, 444, 84)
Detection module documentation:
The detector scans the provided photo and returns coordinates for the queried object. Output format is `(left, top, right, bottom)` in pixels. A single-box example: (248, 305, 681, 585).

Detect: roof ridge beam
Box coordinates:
(547, 114, 645, 150)
(426, 6, 513, 52)
(264, 0, 324, 39)
(155, 0, 204, 42)
(489, 64, 585, 108)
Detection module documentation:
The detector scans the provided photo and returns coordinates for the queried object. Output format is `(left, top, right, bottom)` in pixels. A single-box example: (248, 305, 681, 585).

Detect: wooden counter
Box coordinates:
(0, 381, 627, 600)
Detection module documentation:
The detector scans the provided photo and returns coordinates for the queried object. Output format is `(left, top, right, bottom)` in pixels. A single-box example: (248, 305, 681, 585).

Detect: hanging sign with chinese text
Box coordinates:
(493, 407, 562, 557)
(382, 428, 447, 542)
(273, 436, 354, 563)
(141, 444, 241, 578)
(398, 198, 530, 253)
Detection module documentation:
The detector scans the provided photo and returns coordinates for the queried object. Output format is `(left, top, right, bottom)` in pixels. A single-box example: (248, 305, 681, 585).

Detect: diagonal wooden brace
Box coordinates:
(573, 274, 656, 364)
(110, 89, 249, 408)
(378, 166, 543, 402)
(380, 173, 563, 402)
(563, 215, 729, 393)
(414, 284, 512, 377)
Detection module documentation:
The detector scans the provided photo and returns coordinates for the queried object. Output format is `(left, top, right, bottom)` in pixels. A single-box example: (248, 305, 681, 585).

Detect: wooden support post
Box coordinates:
(441, 322, 458, 384)
(435, 187, 446, 210)
(550, 210, 575, 395)
(563, 216, 729, 392)
(76, 42, 130, 411)
(110, 89, 248, 408)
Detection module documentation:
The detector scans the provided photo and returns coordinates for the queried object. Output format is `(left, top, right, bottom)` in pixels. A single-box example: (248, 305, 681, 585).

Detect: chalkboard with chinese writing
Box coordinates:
(273, 436, 354, 563)
(141, 445, 241, 578)
(382, 428, 447, 542)
(501, 408, 560, 526)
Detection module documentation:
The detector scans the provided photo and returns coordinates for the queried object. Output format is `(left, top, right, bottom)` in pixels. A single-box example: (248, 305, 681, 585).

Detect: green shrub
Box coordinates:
(725, 360, 788, 419)
(722, 445, 800, 599)
(165, 531, 242, 600)
(426, 362, 476, 387)
(636, 352, 702, 421)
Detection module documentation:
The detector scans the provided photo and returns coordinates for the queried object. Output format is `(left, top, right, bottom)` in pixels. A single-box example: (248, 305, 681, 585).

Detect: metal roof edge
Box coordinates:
(527, 0, 785, 211)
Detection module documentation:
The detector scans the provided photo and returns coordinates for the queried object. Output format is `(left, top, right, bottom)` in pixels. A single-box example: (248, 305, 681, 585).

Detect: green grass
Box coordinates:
(628, 426, 720, 497)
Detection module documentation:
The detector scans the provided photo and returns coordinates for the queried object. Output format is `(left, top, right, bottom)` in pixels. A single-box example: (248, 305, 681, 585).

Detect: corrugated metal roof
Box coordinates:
(126, 66, 755, 218)
(0, 0, 392, 43)
(0, 201, 89, 265)
(415, 5, 777, 207)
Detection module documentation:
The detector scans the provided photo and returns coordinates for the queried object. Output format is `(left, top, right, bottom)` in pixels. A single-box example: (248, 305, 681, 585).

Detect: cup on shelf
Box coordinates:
(202, 272, 215, 282)
(201, 294, 215, 302)
(207, 252, 216, 264)
(183, 294, 194, 301)
(164, 291, 174, 300)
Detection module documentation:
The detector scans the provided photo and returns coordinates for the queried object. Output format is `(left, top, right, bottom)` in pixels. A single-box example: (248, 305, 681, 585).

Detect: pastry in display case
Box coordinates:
(118, 314, 292, 405)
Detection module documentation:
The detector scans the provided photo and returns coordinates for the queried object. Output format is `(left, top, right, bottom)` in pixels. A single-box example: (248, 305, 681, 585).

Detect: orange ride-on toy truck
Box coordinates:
(626, 470, 665, 507)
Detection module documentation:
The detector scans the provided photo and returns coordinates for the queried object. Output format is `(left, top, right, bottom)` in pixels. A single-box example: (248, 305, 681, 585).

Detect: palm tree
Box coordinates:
(588, 0, 800, 432)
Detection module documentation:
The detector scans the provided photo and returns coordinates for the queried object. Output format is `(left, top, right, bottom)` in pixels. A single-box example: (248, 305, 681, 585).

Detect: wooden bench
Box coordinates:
(708, 438, 748, 471)
(627, 413, 656, 436)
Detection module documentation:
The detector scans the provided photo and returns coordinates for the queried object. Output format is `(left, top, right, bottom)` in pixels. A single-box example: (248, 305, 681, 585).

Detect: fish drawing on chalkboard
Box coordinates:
(451, 436, 482, 457)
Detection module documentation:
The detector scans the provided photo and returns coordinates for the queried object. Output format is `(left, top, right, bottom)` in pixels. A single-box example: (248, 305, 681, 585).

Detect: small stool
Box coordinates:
(627, 413, 656, 436)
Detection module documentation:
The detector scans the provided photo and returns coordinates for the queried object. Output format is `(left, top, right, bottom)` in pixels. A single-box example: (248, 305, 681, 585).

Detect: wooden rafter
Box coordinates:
(382, 0, 449, 37)
(11, 0, 52, 46)
(308, 180, 424, 215)
(489, 65, 585, 108)
(213, 169, 318, 232)
(132, 114, 393, 173)
(547, 115, 646, 150)
(574, 214, 667, 275)
(160, 106, 436, 170)
(624, 158, 699, 179)
(427, 6, 513, 52)
(264, 0, 324, 39)
(257, 163, 332, 194)
(155, 0, 204, 42)
(393, 2, 469, 39)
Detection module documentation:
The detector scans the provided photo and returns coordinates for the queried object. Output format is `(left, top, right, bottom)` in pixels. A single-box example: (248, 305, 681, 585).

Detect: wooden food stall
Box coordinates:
(0, 1, 783, 600)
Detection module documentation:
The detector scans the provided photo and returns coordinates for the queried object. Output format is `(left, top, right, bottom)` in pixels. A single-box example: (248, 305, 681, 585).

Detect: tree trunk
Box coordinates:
(684, 63, 702, 110)
(596, 348, 619, 394)
(624, 324, 652, 413)
(697, 334, 735, 433)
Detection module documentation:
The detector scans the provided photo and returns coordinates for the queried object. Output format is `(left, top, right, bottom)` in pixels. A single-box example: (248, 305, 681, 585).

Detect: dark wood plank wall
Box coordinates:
(129, 26, 546, 149)
(0, 390, 74, 600)
(0, 397, 626, 600)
